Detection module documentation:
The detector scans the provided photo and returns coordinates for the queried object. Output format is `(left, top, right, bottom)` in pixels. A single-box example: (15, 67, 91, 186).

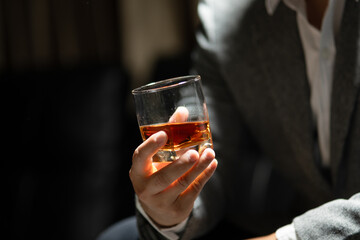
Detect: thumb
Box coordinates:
(131, 131, 168, 177)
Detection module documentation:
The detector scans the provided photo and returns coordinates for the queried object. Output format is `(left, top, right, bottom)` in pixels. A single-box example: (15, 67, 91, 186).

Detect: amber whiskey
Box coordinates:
(140, 121, 213, 162)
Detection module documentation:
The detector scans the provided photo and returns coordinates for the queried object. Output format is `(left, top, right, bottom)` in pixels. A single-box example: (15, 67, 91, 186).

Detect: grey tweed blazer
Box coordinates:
(137, 0, 360, 239)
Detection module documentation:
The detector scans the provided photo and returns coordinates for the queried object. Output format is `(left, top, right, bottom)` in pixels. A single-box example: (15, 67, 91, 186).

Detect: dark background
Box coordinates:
(1, 0, 198, 239)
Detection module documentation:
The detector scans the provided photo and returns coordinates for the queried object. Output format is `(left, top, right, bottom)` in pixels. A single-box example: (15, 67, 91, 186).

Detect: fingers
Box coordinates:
(169, 106, 189, 123)
(177, 150, 217, 205)
(162, 148, 216, 199)
(147, 150, 199, 194)
(134, 147, 216, 198)
(131, 131, 167, 177)
(131, 142, 217, 227)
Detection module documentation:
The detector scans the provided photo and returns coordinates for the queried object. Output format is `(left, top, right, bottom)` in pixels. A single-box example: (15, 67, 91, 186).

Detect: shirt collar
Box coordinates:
(265, 0, 345, 35)
(265, 0, 306, 17)
(265, 0, 280, 15)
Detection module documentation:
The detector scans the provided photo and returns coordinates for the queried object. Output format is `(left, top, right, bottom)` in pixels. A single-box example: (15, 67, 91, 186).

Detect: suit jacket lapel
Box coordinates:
(252, 2, 331, 195)
(331, 0, 360, 191)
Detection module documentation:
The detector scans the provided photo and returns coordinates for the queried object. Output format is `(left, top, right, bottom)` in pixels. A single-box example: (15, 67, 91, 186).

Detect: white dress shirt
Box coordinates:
(267, 0, 345, 239)
(136, 0, 345, 239)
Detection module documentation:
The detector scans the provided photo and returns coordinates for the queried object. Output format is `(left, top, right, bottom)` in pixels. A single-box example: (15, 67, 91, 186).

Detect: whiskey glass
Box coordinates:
(132, 75, 213, 162)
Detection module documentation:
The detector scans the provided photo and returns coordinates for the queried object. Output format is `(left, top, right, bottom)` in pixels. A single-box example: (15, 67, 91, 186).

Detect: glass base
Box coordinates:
(152, 141, 212, 162)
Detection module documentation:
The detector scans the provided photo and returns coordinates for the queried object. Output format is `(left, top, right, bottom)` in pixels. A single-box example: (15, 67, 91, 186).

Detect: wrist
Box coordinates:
(136, 195, 188, 240)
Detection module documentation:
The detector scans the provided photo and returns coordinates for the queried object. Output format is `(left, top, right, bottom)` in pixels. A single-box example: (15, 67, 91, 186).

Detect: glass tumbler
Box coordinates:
(132, 75, 213, 162)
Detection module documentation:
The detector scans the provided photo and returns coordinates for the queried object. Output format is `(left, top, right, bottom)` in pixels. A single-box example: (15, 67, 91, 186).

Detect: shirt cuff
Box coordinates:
(275, 223, 298, 240)
(135, 195, 188, 240)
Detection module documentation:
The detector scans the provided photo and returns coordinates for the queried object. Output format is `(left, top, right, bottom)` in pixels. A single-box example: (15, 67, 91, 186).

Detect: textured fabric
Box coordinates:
(97, 216, 139, 240)
(293, 193, 360, 240)
(268, 0, 346, 170)
(136, 0, 360, 239)
(135, 196, 187, 240)
(276, 223, 297, 240)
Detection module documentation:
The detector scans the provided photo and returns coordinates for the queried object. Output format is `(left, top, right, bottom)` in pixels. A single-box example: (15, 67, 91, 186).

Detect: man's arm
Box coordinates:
(293, 193, 360, 239)
(248, 193, 360, 240)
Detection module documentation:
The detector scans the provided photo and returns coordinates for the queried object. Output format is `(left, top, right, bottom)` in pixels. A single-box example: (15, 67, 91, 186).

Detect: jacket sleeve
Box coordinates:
(181, 0, 270, 238)
(293, 193, 360, 239)
(136, 209, 170, 240)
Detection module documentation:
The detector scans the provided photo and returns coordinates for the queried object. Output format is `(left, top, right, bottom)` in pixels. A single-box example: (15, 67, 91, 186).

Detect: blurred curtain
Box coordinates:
(0, 0, 198, 239)
(0, 0, 198, 85)
(0, 0, 121, 71)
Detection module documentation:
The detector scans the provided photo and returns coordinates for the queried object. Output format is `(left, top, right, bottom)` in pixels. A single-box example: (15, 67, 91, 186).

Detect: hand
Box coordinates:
(129, 130, 217, 227)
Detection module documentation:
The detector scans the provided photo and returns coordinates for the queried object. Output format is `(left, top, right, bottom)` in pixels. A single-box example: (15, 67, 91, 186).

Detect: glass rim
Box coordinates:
(132, 75, 201, 95)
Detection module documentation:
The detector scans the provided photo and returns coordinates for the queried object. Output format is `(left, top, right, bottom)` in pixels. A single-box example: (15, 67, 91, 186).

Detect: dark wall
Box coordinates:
(2, 66, 140, 240)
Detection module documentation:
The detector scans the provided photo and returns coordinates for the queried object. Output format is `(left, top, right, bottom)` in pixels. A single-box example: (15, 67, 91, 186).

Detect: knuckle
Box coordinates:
(128, 166, 139, 182)
(136, 189, 150, 202)
(153, 171, 171, 188)
(191, 179, 203, 193)
(132, 147, 141, 161)
(129, 168, 137, 183)
(176, 176, 189, 189)
(203, 167, 213, 179)
(198, 159, 211, 169)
